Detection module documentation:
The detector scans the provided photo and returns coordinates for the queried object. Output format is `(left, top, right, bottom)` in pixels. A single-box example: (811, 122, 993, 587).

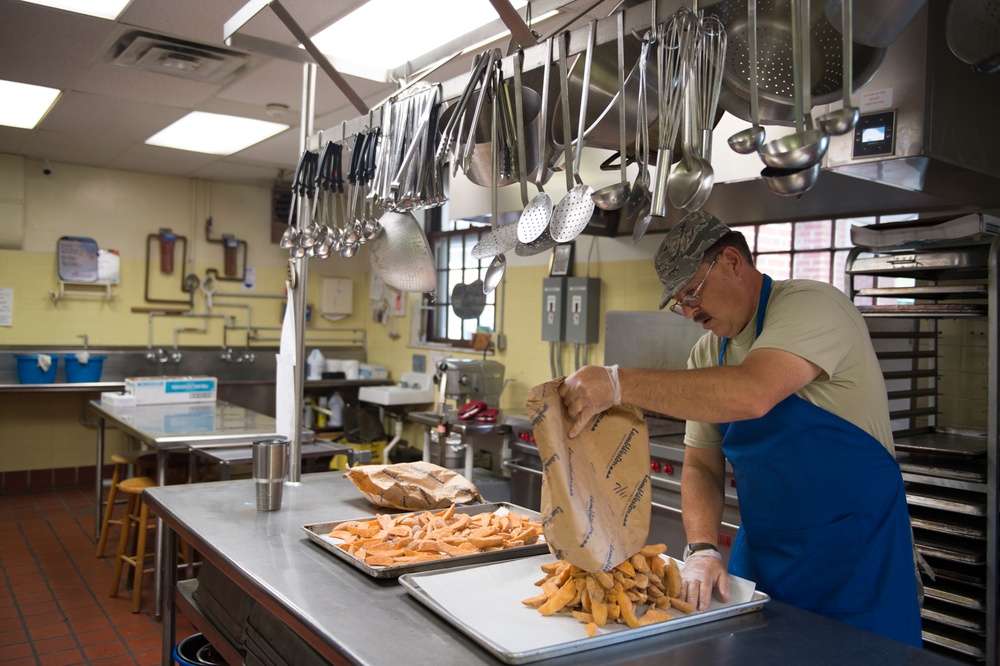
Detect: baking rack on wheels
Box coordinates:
(846, 233, 999, 664)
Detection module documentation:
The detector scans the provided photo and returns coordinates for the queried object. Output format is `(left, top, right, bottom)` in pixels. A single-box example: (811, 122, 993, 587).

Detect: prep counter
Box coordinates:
(145, 472, 959, 666)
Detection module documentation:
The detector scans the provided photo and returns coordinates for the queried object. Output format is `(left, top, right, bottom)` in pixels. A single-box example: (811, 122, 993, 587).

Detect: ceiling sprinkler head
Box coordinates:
(266, 103, 289, 119)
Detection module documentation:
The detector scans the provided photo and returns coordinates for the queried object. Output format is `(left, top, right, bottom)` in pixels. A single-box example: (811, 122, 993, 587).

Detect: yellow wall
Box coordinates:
(0, 156, 666, 473)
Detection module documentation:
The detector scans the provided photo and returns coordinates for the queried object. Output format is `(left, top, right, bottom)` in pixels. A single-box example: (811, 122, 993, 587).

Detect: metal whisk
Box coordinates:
(693, 14, 727, 161)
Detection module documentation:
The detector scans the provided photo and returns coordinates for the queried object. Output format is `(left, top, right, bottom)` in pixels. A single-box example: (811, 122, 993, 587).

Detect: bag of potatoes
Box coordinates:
(344, 461, 483, 510)
(527, 379, 651, 572)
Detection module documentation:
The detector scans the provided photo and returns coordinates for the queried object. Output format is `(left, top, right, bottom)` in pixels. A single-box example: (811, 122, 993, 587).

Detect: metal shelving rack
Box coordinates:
(846, 233, 999, 664)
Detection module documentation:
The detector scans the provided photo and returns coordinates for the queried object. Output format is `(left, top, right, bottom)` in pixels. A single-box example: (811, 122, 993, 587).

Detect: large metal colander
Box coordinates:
(706, 0, 887, 125)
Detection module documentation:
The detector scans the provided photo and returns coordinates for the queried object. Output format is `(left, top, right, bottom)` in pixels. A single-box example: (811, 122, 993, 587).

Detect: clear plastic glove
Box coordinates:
(558, 365, 620, 438)
(680, 548, 730, 611)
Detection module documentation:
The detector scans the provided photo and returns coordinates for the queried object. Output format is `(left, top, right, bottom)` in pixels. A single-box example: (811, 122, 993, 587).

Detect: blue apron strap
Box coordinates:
(718, 274, 772, 366)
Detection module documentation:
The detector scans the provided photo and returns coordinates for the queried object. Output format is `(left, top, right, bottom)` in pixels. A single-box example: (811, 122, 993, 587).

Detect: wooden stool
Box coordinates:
(109, 476, 156, 613)
(96, 451, 189, 558)
(96, 453, 152, 558)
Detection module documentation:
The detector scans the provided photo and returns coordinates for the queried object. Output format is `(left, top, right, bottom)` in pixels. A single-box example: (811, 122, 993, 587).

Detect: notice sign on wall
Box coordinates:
(0, 288, 12, 327)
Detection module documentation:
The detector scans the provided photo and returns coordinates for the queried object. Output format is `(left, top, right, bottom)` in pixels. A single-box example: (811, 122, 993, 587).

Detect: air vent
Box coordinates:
(109, 31, 250, 85)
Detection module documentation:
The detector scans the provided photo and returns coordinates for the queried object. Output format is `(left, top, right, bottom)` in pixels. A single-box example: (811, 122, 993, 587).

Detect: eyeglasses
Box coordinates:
(668, 259, 716, 315)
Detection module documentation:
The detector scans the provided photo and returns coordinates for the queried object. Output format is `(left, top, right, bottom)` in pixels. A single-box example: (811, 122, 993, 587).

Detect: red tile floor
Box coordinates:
(0, 486, 196, 665)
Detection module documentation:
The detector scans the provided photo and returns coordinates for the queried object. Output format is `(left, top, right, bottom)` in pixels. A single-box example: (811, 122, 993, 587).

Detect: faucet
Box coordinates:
(77, 334, 89, 349)
(146, 348, 170, 364)
(220, 347, 255, 363)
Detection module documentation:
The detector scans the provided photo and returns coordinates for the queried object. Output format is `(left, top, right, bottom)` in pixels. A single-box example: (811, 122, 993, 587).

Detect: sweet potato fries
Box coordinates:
(328, 504, 542, 568)
(523, 544, 695, 636)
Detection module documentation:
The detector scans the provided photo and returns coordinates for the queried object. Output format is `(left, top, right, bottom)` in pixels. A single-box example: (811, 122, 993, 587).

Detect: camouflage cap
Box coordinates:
(654, 211, 731, 310)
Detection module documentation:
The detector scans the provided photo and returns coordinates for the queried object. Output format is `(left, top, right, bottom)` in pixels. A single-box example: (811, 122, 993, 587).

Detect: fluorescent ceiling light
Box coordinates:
(0, 80, 61, 129)
(312, 0, 528, 77)
(19, 0, 130, 20)
(145, 111, 289, 155)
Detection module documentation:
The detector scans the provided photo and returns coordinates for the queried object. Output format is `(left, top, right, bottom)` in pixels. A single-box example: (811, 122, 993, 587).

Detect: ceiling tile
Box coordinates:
(39, 91, 185, 142)
(17, 129, 131, 166)
(108, 143, 220, 176)
(0, 0, 117, 89)
(73, 60, 222, 108)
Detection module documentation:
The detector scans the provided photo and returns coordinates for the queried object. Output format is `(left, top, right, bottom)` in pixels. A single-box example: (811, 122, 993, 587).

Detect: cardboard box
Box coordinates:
(358, 364, 388, 380)
(124, 376, 217, 405)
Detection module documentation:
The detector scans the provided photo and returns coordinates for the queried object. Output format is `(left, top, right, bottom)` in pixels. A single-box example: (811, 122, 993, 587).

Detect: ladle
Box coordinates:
(727, 0, 765, 154)
(666, 38, 715, 212)
(628, 31, 655, 243)
(816, 0, 860, 136)
(760, 0, 822, 195)
(516, 36, 555, 245)
(758, 0, 828, 172)
(485, 52, 525, 295)
(591, 11, 631, 211)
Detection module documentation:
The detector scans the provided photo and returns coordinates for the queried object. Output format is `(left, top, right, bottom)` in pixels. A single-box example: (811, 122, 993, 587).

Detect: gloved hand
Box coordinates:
(679, 548, 730, 611)
(558, 365, 620, 438)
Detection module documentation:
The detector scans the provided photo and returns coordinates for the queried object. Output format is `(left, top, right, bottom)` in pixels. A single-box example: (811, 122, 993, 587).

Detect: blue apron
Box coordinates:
(718, 275, 922, 647)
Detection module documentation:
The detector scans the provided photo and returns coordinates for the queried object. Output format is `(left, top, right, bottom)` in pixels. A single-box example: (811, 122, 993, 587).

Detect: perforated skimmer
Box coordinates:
(549, 21, 597, 244)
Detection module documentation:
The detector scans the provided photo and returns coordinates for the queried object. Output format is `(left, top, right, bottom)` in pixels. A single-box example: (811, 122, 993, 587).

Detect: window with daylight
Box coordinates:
(422, 206, 496, 348)
(730, 214, 918, 298)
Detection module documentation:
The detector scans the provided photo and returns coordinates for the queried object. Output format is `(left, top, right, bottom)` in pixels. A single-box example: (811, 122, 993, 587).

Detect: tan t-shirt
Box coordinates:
(684, 278, 895, 453)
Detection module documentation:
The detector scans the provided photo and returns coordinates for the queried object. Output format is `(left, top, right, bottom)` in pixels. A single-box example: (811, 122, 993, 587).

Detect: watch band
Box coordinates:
(683, 542, 718, 561)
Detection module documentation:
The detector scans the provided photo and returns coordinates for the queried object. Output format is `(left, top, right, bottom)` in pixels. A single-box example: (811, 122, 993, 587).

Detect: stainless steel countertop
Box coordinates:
(144, 473, 958, 666)
(87, 399, 279, 449)
(0, 381, 125, 393)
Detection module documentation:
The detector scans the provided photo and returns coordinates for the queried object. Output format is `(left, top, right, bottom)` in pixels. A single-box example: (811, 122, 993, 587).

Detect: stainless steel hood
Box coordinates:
(614, 0, 1000, 234)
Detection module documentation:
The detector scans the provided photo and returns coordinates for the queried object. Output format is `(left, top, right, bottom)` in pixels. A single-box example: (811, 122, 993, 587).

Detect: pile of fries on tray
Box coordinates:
(328, 504, 543, 568)
(523, 544, 697, 636)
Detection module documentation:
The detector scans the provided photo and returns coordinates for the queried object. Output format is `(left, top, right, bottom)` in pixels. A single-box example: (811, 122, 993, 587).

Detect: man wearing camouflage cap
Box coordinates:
(559, 210, 921, 647)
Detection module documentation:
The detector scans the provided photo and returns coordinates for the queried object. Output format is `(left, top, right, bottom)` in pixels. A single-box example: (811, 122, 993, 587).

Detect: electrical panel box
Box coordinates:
(322, 277, 353, 319)
(541, 277, 566, 342)
(564, 277, 601, 344)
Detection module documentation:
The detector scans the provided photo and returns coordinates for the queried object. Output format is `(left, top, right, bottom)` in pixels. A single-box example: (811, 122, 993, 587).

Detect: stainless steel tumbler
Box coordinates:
(252, 437, 288, 511)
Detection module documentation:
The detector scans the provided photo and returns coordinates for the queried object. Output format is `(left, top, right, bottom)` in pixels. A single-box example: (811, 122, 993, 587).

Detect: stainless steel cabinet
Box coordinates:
(846, 235, 999, 664)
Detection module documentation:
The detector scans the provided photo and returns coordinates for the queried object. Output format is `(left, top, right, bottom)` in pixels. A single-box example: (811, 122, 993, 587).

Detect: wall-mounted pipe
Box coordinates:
(144, 232, 195, 307)
(205, 217, 248, 281)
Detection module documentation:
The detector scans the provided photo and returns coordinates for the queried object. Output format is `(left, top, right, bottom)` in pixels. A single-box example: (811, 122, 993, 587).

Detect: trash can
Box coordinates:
(173, 633, 227, 666)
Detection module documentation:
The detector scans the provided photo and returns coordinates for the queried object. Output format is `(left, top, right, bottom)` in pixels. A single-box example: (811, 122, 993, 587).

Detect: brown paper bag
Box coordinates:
(527, 380, 651, 572)
(344, 461, 483, 510)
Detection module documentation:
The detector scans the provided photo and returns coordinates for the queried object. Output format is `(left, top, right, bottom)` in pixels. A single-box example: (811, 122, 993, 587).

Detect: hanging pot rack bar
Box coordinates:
(223, 0, 673, 147)
(303, 0, 671, 150)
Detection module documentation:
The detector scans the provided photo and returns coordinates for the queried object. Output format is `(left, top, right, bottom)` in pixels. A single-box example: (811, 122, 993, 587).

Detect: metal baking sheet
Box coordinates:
(896, 452, 986, 483)
(923, 580, 986, 611)
(894, 431, 987, 458)
(399, 553, 769, 664)
(302, 502, 548, 579)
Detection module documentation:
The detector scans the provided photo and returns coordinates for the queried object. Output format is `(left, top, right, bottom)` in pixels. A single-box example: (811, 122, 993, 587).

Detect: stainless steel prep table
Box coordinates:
(144, 472, 960, 666)
(87, 398, 282, 616)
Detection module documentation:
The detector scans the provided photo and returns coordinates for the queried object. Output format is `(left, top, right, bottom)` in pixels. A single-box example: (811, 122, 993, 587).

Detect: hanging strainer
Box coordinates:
(368, 210, 437, 293)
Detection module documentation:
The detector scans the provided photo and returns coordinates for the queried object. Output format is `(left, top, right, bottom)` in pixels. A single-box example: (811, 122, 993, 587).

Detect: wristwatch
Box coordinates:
(682, 542, 718, 561)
